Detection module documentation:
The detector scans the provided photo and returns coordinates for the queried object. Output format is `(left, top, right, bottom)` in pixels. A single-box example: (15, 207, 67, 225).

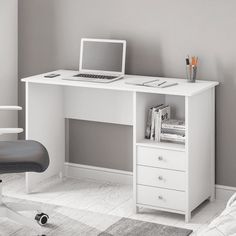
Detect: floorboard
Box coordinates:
(0, 174, 227, 235)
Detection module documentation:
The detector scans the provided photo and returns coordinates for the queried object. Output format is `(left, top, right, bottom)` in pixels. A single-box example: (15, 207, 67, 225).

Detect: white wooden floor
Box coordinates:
(0, 174, 228, 235)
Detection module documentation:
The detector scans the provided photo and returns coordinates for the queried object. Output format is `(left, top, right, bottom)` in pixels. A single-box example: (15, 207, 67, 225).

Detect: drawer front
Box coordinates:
(137, 166, 186, 191)
(137, 146, 186, 171)
(137, 185, 185, 211)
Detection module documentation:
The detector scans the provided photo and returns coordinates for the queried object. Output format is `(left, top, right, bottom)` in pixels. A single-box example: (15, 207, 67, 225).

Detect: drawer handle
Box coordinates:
(158, 176, 163, 181)
(158, 156, 163, 161)
(158, 195, 163, 200)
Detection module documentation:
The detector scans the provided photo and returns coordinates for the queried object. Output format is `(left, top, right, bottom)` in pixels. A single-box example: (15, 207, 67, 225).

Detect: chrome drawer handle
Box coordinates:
(158, 195, 163, 200)
(158, 156, 163, 161)
(158, 176, 163, 181)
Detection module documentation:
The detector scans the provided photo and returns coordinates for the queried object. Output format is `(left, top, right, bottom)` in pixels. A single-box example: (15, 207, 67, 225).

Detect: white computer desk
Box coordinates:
(22, 70, 218, 221)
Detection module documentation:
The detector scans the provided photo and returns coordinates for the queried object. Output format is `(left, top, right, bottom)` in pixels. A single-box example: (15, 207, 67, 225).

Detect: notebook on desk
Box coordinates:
(63, 38, 126, 83)
(125, 78, 178, 88)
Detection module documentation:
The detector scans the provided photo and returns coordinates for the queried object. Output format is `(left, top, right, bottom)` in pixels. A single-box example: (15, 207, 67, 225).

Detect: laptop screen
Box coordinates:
(80, 39, 125, 74)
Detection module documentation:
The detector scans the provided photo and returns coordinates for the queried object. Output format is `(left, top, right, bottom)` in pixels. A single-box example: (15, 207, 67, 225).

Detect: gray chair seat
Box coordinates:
(0, 140, 49, 174)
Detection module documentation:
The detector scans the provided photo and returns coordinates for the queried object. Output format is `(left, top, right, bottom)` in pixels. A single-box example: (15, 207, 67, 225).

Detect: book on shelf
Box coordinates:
(161, 119, 186, 144)
(150, 105, 165, 141)
(162, 119, 185, 131)
(160, 133, 185, 143)
(145, 104, 163, 139)
(145, 104, 170, 141)
(145, 108, 153, 139)
(145, 106, 185, 144)
(154, 105, 171, 142)
(161, 128, 185, 136)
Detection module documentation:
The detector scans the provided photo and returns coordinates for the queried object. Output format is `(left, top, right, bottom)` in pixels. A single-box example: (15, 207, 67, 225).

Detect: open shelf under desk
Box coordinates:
(136, 139, 185, 152)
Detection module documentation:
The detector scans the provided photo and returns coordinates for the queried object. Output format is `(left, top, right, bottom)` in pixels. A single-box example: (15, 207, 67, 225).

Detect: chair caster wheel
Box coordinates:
(35, 213, 49, 226)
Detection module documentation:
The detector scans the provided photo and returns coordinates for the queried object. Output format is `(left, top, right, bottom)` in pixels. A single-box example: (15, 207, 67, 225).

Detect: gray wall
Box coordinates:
(19, 0, 236, 186)
(68, 120, 133, 170)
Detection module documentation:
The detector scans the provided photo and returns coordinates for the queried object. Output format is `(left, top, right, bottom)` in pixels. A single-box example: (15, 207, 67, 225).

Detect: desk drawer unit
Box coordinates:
(137, 146, 186, 171)
(135, 146, 187, 215)
(137, 165, 185, 191)
(137, 185, 185, 212)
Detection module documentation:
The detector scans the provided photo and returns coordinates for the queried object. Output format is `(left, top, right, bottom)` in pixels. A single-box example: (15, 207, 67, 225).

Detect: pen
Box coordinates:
(192, 65, 197, 82)
(191, 56, 196, 66)
(158, 81, 167, 86)
(196, 57, 198, 66)
(162, 83, 178, 88)
(186, 56, 190, 66)
(143, 79, 159, 86)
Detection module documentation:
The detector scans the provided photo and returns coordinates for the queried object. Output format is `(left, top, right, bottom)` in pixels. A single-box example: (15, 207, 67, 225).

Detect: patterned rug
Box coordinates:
(0, 197, 192, 236)
(99, 218, 192, 236)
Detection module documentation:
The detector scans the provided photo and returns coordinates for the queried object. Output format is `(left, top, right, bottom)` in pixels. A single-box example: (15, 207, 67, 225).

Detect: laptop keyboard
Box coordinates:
(74, 74, 117, 80)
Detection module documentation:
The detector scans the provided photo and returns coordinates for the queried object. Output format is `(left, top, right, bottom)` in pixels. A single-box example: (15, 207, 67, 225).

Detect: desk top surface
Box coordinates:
(22, 70, 219, 97)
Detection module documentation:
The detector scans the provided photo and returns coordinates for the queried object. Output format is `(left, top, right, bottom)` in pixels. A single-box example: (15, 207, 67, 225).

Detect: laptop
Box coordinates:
(63, 38, 126, 83)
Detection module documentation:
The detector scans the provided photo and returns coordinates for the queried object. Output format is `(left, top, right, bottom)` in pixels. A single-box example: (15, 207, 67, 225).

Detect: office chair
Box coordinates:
(0, 106, 50, 233)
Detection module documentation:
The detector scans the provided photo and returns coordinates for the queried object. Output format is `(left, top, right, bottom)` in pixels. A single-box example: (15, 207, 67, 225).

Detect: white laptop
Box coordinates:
(63, 38, 126, 83)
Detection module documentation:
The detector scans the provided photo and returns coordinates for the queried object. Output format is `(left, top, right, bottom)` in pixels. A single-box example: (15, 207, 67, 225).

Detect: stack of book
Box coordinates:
(160, 119, 185, 144)
(145, 104, 171, 142)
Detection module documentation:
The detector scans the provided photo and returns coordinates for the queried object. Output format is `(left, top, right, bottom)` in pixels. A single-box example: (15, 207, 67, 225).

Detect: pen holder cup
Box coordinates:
(187, 67, 197, 83)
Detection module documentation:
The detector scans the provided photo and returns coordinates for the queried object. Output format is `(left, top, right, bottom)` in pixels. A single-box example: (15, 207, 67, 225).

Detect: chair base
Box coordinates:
(0, 181, 48, 234)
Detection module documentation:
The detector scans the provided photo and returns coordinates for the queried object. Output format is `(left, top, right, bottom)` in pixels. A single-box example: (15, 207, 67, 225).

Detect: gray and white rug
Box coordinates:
(99, 218, 192, 236)
(0, 198, 192, 236)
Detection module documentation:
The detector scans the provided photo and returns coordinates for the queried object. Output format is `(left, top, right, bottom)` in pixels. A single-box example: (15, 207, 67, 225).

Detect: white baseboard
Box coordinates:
(64, 163, 236, 201)
(216, 185, 236, 201)
(64, 162, 133, 185)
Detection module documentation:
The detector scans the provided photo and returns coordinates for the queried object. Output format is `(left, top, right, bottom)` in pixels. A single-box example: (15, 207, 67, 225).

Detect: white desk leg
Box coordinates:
(210, 88, 216, 201)
(185, 211, 191, 223)
(25, 83, 65, 193)
(132, 92, 137, 213)
(59, 171, 63, 179)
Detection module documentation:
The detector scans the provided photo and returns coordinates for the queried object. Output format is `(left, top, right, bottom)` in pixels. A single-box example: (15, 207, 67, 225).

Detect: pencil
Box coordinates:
(186, 56, 190, 80)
